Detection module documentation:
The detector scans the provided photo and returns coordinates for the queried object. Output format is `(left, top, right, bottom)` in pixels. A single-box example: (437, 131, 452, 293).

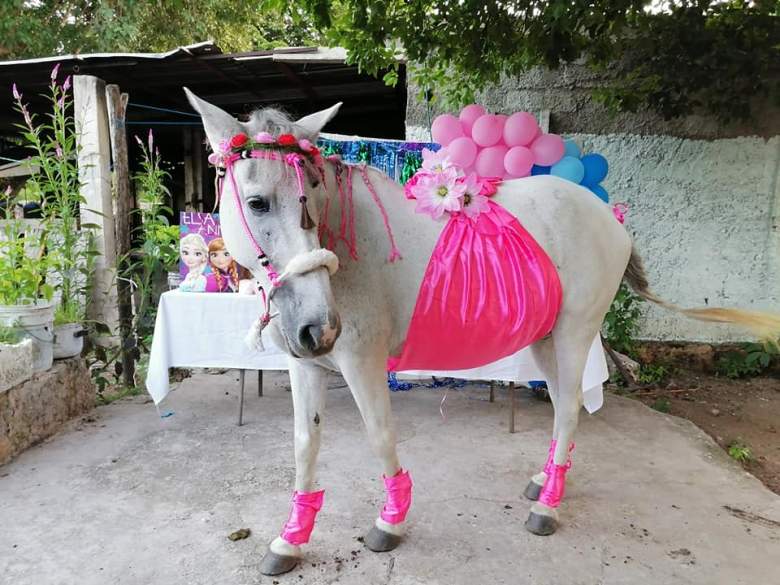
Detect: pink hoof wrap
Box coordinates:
(542, 440, 575, 475)
(280, 489, 325, 545)
(380, 469, 413, 525)
(538, 463, 569, 508)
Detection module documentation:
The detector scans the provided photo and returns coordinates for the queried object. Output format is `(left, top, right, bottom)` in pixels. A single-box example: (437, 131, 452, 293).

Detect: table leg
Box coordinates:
(238, 369, 246, 427)
(508, 382, 516, 434)
(258, 369, 263, 397)
(489, 381, 495, 403)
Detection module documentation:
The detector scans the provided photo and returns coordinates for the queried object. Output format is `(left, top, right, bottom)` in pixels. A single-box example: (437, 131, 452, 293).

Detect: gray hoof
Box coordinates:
(525, 511, 558, 536)
(524, 480, 543, 501)
(259, 550, 300, 576)
(364, 526, 402, 552)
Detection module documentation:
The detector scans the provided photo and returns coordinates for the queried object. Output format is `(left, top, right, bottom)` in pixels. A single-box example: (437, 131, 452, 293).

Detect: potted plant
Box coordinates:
(0, 191, 55, 372)
(12, 66, 96, 359)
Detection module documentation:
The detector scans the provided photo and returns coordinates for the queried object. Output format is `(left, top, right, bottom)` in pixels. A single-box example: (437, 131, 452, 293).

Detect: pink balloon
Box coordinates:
(530, 133, 565, 166)
(504, 146, 535, 177)
(474, 145, 508, 178)
(459, 104, 486, 136)
(504, 112, 540, 147)
(431, 114, 464, 146)
(448, 137, 478, 168)
(471, 114, 503, 147)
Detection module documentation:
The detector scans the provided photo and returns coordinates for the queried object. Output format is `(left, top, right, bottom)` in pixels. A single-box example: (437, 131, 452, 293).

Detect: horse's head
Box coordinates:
(185, 88, 342, 358)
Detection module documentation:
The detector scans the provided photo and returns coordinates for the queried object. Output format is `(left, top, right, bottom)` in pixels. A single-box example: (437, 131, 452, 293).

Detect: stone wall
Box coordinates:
(0, 358, 96, 465)
(405, 67, 780, 342)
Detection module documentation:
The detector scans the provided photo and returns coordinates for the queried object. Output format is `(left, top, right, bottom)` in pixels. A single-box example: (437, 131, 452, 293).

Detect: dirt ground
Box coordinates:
(621, 373, 780, 495)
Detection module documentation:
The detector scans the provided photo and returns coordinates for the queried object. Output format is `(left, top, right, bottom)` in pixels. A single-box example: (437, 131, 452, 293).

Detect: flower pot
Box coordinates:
(0, 338, 34, 392)
(53, 322, 85, 359)
(0, 300, 55, 372)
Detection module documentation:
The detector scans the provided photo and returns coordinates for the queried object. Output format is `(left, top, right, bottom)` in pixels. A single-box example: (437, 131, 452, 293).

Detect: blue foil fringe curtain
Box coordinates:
(317, 138, 440, 184)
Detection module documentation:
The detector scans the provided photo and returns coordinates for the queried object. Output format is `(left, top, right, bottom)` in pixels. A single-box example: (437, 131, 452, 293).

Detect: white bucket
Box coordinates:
(0, 301, 55, 372)
(53, 322, 85, 359)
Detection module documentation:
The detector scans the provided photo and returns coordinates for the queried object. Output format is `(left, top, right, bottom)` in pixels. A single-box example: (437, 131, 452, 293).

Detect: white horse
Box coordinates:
(185, 90, 777, 576)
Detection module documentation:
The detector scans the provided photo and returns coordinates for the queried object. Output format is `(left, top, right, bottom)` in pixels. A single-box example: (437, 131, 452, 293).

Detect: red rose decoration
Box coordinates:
(277, 134, 297, 147)
(229, 133, 249, 149)
(309, 146, 320, 156)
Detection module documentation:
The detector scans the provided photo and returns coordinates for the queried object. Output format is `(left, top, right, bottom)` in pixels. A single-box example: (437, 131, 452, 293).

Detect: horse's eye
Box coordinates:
(247, 197, 270, 213)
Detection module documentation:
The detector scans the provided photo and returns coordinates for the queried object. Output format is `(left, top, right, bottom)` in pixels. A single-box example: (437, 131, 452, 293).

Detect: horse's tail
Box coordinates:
(623, 245, 780, 342)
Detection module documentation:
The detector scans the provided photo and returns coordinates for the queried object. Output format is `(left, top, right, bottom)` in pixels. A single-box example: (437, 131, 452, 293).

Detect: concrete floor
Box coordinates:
(1, 372, 779, 585)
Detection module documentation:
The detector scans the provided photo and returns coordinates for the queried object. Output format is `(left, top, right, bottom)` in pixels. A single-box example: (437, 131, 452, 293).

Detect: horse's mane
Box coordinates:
(245, 108, 312, 140)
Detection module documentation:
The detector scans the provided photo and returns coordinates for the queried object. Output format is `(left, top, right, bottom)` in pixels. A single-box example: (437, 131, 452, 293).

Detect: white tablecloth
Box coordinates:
(146, 290, 607, 412)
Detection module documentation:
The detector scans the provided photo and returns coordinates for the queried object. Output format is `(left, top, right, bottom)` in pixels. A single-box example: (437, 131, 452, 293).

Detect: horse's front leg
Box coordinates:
(339, 351, 412, 554)
(260, 358, 328, 576)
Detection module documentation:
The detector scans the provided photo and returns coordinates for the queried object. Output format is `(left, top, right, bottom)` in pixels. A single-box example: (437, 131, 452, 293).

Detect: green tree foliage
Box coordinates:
(0, 1, 321, 59)
(276, 0, 779, 121)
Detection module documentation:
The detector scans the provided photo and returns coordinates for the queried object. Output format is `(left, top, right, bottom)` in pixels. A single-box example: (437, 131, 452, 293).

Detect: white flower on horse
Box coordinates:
(460, 173, 490, 219)
(420, 147, 457, 174)
(411, 168, 466, 219)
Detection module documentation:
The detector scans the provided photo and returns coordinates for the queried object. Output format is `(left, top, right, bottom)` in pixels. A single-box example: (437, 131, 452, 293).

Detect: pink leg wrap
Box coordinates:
(280, 490, 325, 545)
(380, 469, 413, 525)
(538, 442, 575, 509)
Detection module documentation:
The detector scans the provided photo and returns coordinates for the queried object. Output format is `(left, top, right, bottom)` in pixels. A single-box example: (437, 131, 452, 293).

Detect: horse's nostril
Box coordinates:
(299, 324, 320, 352)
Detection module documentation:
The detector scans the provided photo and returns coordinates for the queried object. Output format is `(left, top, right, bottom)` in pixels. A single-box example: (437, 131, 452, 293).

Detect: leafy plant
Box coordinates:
(12, 65, 98, 324)
(727, 440, 753, 463)
(0, 322, 23, 345)
(638, 364, 670, 385)
(603, 283, 644, 357)
(0, 189, 53, 305)
(716, 342, 778, 379)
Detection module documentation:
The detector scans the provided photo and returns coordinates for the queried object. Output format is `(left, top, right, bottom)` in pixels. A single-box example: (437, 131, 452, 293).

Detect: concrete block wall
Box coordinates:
(406, 67, 780, 342)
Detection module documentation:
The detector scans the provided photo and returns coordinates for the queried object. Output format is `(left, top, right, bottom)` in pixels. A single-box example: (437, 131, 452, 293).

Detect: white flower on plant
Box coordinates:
(411, 167, 465, 220)
(459, 173, 490, 219)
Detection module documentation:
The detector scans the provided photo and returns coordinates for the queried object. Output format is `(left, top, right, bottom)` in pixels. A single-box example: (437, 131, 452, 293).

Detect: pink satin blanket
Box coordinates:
(388, 200, 562, 371)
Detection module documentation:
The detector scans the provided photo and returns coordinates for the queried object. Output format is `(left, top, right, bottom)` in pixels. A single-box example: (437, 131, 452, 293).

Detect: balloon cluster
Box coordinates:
(431, 105, 610, 202)
(532, 139, 610, 203)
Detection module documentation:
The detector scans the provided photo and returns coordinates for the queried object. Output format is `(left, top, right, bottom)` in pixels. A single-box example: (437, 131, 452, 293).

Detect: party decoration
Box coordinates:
(504, 112, 539, 147)
(551, 156, 585, 184)
(472, 114, 504, 147)
(475, 145, 508, 178)
(448, 136, 478, 168)
(591, 185, 609, 203)
(563, 139, 581, 159)
(530, 134, 565, 166)
(531, 164, 551, 175)
(431, 114, 464, 146)
(504, 146, 535, 178)
(459, 104, 486, 135)
(581, 153, 609, 186)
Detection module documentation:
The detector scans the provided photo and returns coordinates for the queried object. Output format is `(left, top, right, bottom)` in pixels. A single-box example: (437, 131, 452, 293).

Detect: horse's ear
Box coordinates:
(183, 87, 241, 152)
(296, 102, 342, 138)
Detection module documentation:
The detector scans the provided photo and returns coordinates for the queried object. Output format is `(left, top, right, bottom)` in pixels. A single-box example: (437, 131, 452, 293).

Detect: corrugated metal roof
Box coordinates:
(0, 43, 407, 141)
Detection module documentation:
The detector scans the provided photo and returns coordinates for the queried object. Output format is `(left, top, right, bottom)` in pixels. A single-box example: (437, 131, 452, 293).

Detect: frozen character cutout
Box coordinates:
(178, 233, 209, 292)
(205, 237, 244, 292)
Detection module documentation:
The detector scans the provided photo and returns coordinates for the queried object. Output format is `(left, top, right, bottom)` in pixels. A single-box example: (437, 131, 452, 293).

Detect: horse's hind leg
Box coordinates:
(260, 359, 328, 576)
(523, 336, 559, 501)
(338, 352, 409, 553)
(525, 321, 596, 536)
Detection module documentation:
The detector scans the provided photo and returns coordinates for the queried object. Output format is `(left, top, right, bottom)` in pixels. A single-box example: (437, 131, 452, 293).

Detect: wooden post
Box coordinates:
(104, 85, 135, 387)
(74, 75, 119, 341)
(183, 127, 205, 211)
(489, 381, 495, 403)
(258, 369, 263, 397)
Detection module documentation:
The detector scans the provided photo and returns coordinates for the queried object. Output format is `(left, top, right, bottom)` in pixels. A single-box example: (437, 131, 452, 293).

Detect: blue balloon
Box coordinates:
(591, 184, 609, 202)
(531, 164, 550, 175)
(563, 139, 581, 159)
(581, 153, 608, 186)
(551, 156, 585, 184)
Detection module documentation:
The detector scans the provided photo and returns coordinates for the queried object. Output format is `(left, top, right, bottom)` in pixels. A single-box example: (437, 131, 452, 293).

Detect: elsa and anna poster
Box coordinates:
(178, 212, 249, 293)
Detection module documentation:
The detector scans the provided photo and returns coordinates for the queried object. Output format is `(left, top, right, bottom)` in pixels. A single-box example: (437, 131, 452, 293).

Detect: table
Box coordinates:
(146, 290, 608, 427)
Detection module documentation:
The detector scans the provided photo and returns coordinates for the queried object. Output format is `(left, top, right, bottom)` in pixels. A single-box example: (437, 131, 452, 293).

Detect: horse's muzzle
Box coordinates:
(296, 312, 341, 356)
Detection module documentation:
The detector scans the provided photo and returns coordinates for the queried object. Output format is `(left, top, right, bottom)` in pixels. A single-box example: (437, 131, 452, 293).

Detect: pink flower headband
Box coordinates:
(207, 132, 322, 168)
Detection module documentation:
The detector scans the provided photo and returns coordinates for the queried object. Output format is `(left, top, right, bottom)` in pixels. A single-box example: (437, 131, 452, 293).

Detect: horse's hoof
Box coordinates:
(364, 526, 402, 552)
(524, 510, 558, 536)
(523, 479, 543, 501)
(259, 550, 300, 576)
